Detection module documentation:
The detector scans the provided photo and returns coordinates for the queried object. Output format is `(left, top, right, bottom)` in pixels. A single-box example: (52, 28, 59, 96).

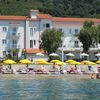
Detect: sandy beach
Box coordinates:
(0, 63, 98, 80)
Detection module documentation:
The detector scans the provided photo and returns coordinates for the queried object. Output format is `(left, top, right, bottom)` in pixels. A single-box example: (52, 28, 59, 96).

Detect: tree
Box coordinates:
(83, 20, 94, 28)
(78, 28, 92, 52)
(77, 20, 94, 53)
(96, 25, 100, 44)
(40, 28, 64, 55)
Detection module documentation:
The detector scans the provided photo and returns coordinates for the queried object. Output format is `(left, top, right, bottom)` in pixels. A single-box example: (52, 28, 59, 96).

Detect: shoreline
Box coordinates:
(0, 74, 92, 80)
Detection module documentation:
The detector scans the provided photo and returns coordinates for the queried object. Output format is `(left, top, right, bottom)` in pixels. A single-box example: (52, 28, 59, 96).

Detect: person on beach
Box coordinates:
(96, 73, 100, 79)
(91, 73, 96, 79)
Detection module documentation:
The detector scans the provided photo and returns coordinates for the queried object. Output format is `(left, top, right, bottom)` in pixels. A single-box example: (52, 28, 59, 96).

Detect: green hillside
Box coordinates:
(0, 0, 41, 16)
(0, 0, 100, 18)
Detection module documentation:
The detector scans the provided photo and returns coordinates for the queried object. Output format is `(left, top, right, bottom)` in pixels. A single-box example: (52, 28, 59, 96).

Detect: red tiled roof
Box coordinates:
(27, 18, 39, 21)
(37, 14, 52, 19)
(0, 15, 27, 20)
(24, 48, 46, 54)
(0, 11, 100, 23)
(52, 17, 100, 23)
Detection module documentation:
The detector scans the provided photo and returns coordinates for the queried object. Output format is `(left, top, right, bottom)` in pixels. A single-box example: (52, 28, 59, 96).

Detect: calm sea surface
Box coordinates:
(0, 76, 100, 100)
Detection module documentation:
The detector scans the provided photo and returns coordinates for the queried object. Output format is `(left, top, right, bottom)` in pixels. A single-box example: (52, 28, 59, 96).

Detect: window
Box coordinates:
(30, 40, 33, 48)
(43, 23, 50, 28)
(3, 27, 7, 32)
(30, 27, 36, 36)
(58, 28, 62, 31)
(46, 23, 50, 28)
(3, 51, 6, 56)
(34, 40, 36, 45)
(34, 27, 36, 33)
(12, 32, 16, 36)
(12, 40, 17, 48)
(2, 39, 7, 45)
(75, 29, 78, 34)
(13, 27, 17, 33)
(30, 28, 33, 36)
(74, 41, 79, 47)
(12, 27, 17, 36)
(69, 28, 71, 34)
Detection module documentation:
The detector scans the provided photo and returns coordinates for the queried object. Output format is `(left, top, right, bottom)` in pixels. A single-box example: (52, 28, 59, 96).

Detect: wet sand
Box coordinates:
(0, 74, 92, 80)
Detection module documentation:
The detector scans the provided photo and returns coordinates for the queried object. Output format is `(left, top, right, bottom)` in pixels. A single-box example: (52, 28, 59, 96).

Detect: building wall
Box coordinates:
(0, 20, 25, 57)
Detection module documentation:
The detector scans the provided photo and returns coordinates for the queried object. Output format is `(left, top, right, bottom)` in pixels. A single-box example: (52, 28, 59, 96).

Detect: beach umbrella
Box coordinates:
(35, 59, 46, 63)
(81, 60, 96, 65)
(81, 60, 90, 64)
(20, 59, 32, 64)
(95, 53, 100, 57)
(96, 60, 100, 64)
(3, 59, 16, 65)
(36, 53, 44, 56)
(65, 53, 74, 57)
(3, 59, 16, 68)
(69, 61, 81, 65)
(50, 59, 61, 63)
(49, 53, 58, 56)
(87, 62, 96, 65)
(80, 53, 89, 56)
(37, 61, 49, 65)
(19, 59, 32, 67)
(55, 61, 65, 65)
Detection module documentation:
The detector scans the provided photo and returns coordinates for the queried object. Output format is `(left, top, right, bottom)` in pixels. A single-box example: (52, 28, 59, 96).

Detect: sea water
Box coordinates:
(0, 76, 100, 100)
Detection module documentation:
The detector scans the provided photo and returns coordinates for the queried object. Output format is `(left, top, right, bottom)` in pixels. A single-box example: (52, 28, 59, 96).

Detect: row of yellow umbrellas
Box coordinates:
(3, 59, 100, 66)
(3, 59, 32, 65)
(66, 60, 96, 65)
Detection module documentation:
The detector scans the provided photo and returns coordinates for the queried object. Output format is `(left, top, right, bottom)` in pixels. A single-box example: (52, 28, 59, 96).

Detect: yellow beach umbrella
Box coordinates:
(3, 59, 16, 64)
(19, 59, 32, 64)
(55, 61, 65, 65)
(3, 59, 16, 68)
(50, 59, 61, 63)
(37, 61, 49, 65)
(35, 59, 46, 63)
(65, 60, 76, 63)
(19, 59, 32, 68)
(81, 60, 90, 64)
(81, 60, 96, 65)
(96, 60, 100, 64)
(86, 61, 96, 65)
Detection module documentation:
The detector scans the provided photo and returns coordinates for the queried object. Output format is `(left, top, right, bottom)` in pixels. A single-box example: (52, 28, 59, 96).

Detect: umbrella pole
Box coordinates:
(9, 64, 11, 69)
(26, 63, 28, 68)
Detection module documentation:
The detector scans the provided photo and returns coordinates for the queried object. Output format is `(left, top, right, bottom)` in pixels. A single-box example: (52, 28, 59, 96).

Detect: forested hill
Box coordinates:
(0, 0, 100, 18)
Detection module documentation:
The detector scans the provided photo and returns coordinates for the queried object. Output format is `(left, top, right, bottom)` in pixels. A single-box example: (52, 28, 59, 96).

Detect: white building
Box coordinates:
(0, 10, 100, 60)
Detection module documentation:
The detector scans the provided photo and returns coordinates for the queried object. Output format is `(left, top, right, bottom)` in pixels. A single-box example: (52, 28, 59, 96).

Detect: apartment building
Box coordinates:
(0, 10, 100, 60)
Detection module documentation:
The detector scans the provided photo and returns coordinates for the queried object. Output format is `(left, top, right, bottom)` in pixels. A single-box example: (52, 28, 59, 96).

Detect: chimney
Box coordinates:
(30, 10, 39, 18)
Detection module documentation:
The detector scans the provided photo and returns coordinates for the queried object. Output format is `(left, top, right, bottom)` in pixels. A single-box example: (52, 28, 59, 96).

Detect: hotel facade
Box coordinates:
(0, 10, 100, 60)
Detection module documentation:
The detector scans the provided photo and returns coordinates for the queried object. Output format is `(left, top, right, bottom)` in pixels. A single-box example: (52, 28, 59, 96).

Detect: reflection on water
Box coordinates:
(0, 77, 100, 100)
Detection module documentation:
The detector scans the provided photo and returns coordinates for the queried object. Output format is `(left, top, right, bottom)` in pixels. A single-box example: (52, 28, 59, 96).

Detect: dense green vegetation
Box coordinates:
(0, 0, 100, 18)
(0, 0, 41, 16)
(39, 0, 100, 18)
(77, 21, 100, 53)
(40, 29, 63, 54)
